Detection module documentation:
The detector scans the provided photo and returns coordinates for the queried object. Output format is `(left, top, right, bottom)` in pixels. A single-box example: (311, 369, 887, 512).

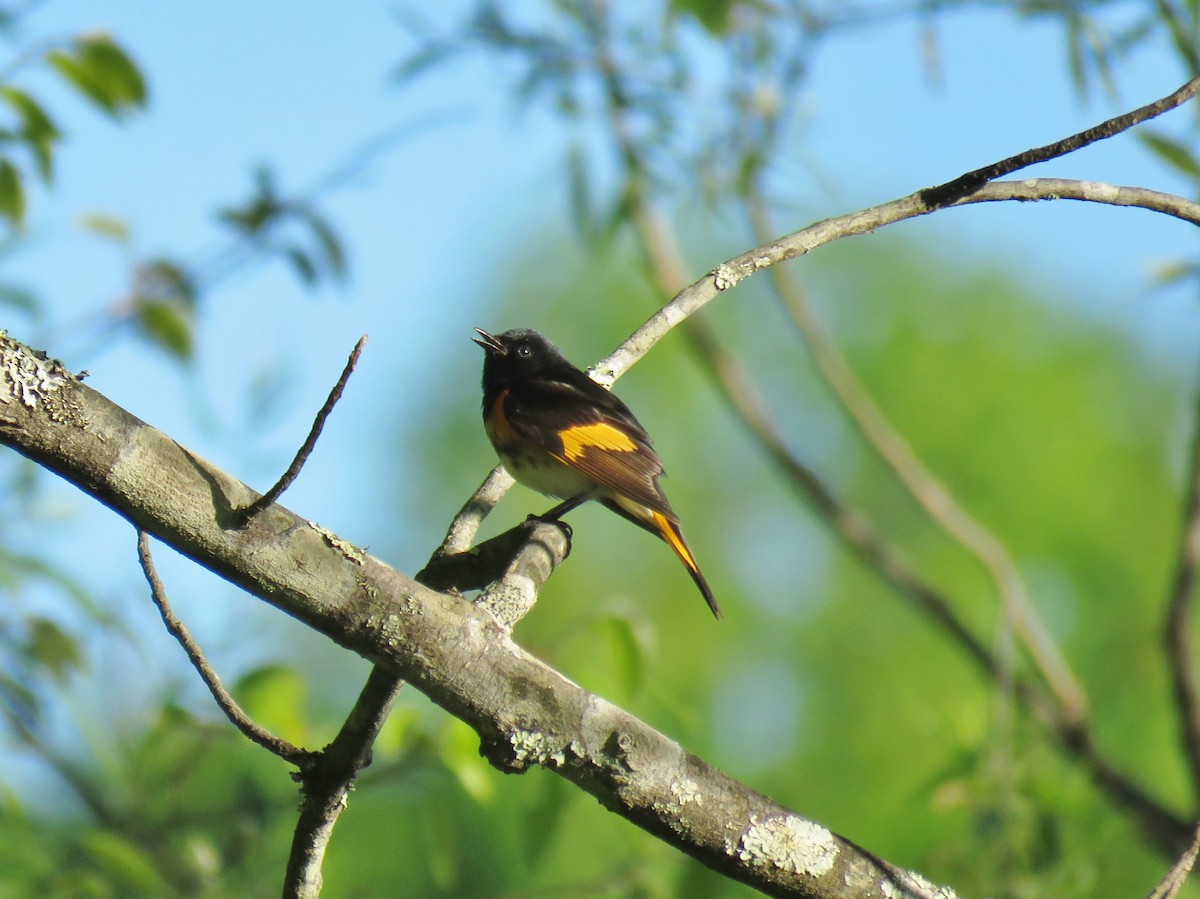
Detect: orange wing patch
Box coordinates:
(557, 422, 638, 461)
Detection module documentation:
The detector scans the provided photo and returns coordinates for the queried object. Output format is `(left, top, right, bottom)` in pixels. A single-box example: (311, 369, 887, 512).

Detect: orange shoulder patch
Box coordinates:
(558, 421, 638, 461)
(485, 389, 520, 444)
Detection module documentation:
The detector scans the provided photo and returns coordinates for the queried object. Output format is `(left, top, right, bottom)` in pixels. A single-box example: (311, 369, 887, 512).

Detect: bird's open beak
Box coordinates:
(472, 328, 506, 354)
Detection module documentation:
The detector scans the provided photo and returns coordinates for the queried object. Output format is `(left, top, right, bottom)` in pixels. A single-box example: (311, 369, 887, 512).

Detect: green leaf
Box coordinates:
(303, 209, 347, 278)
(1148, 259, 1200, 288)
(0, 158, 25, 226)
(284, 246, 318, 285)
(26, 616, 84, 681)
(1138, 130, 1200, 180)
(139, 258, 197, 308)
(77, 211, 130, 243)
(80, 829, 168, 892)
(521, 775, 570, 866)
(439, 717, 494, 804)
(233, 664, 308, 742)
(135, 298, 193, 360)
(0, 87, 60, 181)
(670, 0, 737, 33)
(218, 167, 282, 235)
(592, 614, 646, 698)
(47, 34, 147, 119)
(0, 283, 40, 316)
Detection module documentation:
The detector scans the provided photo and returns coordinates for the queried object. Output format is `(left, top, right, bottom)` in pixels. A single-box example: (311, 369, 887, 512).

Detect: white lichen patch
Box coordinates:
(879, 872, 959, 899)
(711, 262, 743, 291)
(309, 522, 366, 564)
(651, 776, 703, 818)
(670, 777, 702, 806)
(735, 814, 837, 878)
(509, 729, 566, 767)
(0, 331, 71, 407)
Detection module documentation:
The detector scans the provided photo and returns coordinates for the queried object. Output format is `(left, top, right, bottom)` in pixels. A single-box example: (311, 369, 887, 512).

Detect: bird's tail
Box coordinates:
(650, 510, 722, 620)
(601, 496, 721, 619)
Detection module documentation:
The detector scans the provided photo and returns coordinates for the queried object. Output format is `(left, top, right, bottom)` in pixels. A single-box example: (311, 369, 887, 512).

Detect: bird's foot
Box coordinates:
(524, 512, 573, 542)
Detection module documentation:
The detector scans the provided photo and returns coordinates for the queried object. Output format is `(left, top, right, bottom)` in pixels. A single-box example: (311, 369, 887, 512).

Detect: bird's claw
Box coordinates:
(525, 512, 573, 542)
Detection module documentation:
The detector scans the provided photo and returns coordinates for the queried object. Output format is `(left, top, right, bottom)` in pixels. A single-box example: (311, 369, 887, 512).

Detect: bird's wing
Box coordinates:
(504, 374, 670, 513)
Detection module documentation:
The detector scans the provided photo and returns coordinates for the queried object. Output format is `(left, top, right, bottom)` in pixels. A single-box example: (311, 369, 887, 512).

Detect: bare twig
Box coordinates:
(1165, 368, 1200, 806)
(236, 335, 367, 525)
(920, 74, 1200, 208)
(136, 530, 312, 764)
(282, 666, 403, 899)
(426, 464, 515, 558)
(1147, 817, 1200, 899)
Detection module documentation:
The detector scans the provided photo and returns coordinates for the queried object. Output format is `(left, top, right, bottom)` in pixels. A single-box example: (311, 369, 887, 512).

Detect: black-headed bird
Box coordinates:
(473, 328, 720, 618)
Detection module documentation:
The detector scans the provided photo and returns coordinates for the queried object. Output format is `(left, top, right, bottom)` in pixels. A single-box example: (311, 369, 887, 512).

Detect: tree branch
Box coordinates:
(1147, 817, 1200, 899)
(1165, 368, 1200, 807)
(282, 665, 403, 899)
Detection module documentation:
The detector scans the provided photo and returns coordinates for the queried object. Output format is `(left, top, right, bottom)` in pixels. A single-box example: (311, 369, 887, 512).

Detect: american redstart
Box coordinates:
(473, 327, 720, 619)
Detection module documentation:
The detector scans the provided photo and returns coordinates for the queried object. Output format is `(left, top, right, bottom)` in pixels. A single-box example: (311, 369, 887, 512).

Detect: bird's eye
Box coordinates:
(517, 344, 532, 358)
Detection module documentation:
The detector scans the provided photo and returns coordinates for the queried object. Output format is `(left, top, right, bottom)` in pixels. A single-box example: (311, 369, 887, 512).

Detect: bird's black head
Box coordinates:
(473, 328, 573, 390)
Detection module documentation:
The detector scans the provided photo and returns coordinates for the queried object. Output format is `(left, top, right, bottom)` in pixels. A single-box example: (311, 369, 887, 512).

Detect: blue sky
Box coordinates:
(4, 1, 1198, 801)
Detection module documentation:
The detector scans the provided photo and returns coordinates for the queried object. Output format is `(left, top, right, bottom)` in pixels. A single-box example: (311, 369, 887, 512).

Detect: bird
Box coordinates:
(472, 327, 720, 619)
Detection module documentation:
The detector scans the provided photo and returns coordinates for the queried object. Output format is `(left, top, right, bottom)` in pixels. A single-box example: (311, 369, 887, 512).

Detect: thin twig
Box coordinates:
(427, 464, 514, 557)
(136, 530, 312, 764)
(920, 74, 1200, 208)
(1165, 365, 1200, 806)
(236, 335, 367, 525)
(1147, 817, 1200, 899)
(282, 666, 403, 899)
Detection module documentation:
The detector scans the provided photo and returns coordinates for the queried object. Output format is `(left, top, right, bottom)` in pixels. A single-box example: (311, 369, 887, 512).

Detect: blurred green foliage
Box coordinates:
(0, 33, 145, 232)
(14, 228, 1191, 897)
(4, 1, 1200, 897)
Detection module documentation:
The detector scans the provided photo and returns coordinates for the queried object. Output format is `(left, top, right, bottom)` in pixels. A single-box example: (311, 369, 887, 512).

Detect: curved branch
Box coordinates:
(137, 530, 312, 764)
(596, 176, 1200, 383)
